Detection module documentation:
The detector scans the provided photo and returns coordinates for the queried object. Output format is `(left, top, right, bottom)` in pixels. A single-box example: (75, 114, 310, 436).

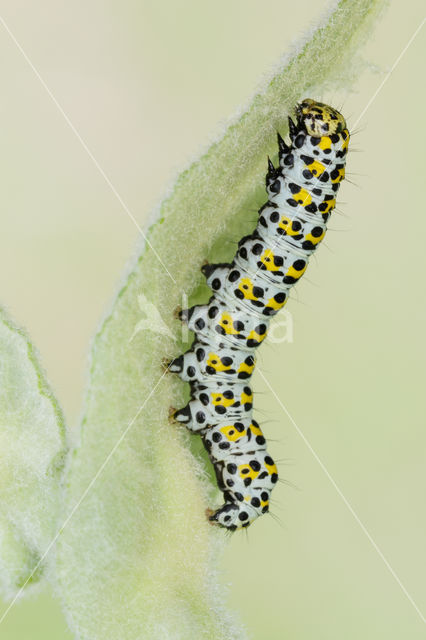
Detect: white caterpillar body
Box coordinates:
(170, 99, 350, 530)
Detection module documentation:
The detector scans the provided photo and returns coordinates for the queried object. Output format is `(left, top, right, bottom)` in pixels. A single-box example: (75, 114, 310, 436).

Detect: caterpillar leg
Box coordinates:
(168, 406, 200, 431)
(173, 404, 209, 433)
(208, 502, 256, 530)
(167, 351, 198, 378)
(166, 354, 184, 373)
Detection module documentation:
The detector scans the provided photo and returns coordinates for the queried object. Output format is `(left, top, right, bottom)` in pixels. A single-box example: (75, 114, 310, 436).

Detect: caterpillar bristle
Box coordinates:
(288, 116, 298, 140)
(267, 156, 275, 176)
(277, 131, 290, 156)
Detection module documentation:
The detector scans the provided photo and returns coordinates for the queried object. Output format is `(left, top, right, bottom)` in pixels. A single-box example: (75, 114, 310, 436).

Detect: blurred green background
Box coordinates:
(0, 1, 424, 638)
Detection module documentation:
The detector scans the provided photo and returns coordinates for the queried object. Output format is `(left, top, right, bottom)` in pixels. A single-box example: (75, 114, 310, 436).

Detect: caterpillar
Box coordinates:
(169, 99, 350, 530)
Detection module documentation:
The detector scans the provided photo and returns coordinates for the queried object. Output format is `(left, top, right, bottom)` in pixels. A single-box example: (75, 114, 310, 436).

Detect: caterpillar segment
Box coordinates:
(170, 99, 350, 530)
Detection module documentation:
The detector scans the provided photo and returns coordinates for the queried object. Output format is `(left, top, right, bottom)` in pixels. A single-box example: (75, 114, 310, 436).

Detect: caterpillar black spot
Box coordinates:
(169, 99, 350, 530)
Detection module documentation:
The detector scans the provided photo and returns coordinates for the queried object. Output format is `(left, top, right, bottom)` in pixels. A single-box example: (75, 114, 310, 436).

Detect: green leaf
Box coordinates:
(0, 307, 67, 600)
(56, 1, 387, 638)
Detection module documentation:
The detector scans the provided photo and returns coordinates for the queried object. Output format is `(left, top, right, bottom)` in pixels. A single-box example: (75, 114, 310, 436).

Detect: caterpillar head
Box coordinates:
(297, 99, 346, 136)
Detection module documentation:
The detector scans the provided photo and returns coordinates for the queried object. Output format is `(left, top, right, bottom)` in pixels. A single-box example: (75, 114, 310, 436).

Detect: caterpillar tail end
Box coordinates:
(206, 506, 237, 531)
(205, 507, 236, 532)
(206, 502, 256, 531)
